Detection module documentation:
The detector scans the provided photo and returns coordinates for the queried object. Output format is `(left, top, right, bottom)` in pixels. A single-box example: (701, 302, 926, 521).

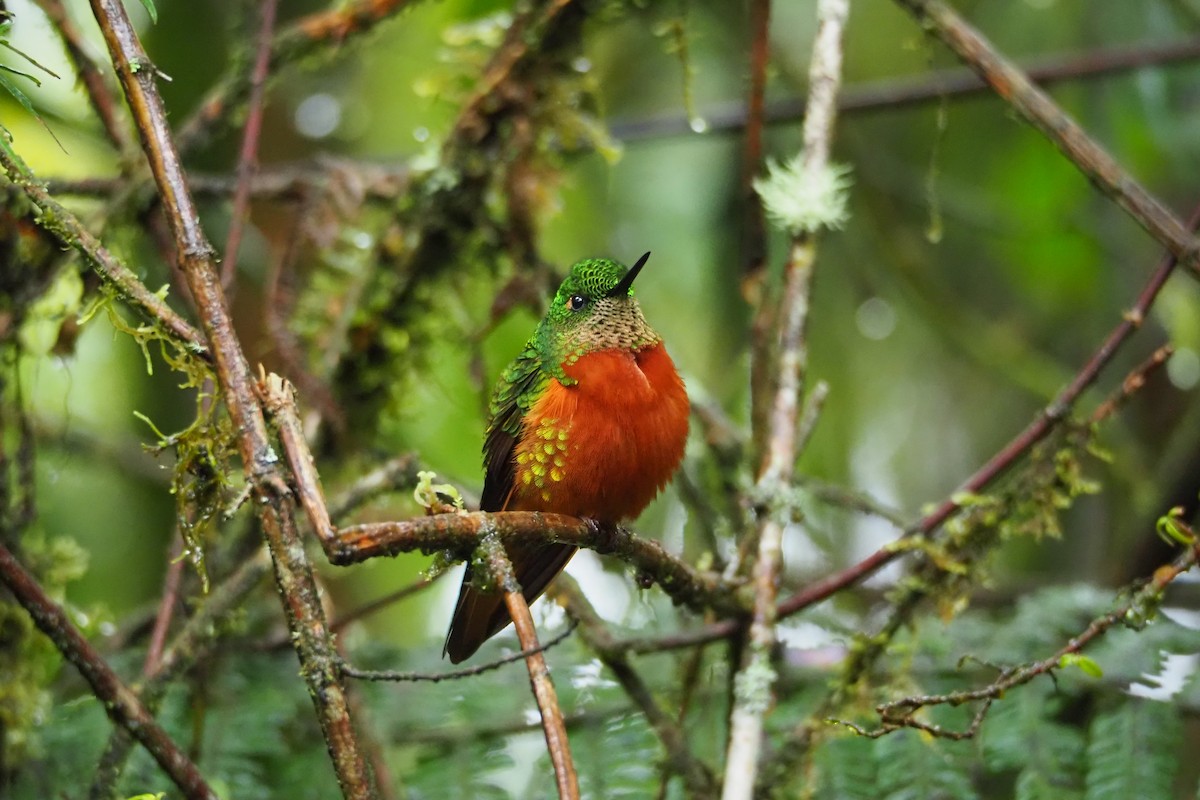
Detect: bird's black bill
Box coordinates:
(606, 251, 650, 298)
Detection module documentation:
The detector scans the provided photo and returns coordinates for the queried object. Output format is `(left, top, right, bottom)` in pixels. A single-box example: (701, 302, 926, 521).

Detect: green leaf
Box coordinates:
(1058, 653, 1103, 678)
(1084, 699, 1180, 800)
(138, 0, 158, 24)
(1155, 507, 1195, 546)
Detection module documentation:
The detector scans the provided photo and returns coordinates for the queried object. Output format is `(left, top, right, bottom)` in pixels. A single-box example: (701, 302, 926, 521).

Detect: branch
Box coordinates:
(848, 540, 1200, 739)
(773, 200, 1200, 623)
(612, 37, 1200, 141)
(341, 621, 576, 682)
(33, 0, 132, 154)
(0, 543, 217, 799)
(219, 0, 278, 289)
(45, 160, 411, 202)
(86, 2, 376, 796)
(555, 576, 718, 799)
(724, 3, 849, 799)
(892, 0, 1200, 279)
(745, 0, 774, 465)
(481, 534, 580, 800)
(0, 142, 208, 357)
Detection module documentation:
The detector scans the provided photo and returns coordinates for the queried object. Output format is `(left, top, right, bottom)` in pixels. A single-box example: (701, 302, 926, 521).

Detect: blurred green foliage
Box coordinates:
(0, 0, 1198, 797)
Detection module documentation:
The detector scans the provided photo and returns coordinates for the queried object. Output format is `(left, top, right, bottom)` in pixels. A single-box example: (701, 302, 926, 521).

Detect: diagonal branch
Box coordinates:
(219, 0, 279, 289)
(554, 576, 718, 799)
(33, 0, 133, 155)
(892, 0, 1200, 279)
(0, 543, 217, 800)
(0, 142, 208, 356)
(86, 1, 376, 797)
(480, 533, 579, 799)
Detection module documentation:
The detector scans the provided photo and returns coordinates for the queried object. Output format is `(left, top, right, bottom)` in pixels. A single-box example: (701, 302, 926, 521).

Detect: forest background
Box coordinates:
(1, 0, 1199, 798)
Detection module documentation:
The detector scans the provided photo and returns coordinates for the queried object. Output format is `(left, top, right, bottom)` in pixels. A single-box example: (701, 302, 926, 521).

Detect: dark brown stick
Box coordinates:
(220, 0, 278, 289)
(33, 0, 132, 154)
(0, 543, 217, 799)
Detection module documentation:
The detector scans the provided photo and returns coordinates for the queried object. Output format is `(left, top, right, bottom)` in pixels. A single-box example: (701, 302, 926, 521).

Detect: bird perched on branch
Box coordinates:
(444, 253, 689, 662)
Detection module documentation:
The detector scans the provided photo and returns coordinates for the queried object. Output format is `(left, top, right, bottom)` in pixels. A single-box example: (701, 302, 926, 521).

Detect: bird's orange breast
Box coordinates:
(510, 343, 688, 521)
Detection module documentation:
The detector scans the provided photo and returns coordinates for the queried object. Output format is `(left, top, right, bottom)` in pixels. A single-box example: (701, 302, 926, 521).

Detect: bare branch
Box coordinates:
(0, 543, 217, 799)
(87, 1, 376, 795)
(724, 3, 850, 799)
(482, 534, 580, 799)
(892, 0, 1200, 279)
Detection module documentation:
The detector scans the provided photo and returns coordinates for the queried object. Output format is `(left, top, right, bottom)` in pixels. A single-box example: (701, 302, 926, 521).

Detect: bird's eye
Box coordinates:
(567, 294, 588, 311)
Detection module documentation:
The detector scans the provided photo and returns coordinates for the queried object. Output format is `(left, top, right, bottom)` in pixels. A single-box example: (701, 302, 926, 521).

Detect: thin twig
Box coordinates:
(220, 0, 279, 290)
(892, 0, 1200, 279)
(612, 37, 1200, 141)
(44, 161, 410, 201)
(33, 0, 132, 154)
(741, 0, 770, 275)
(0, 543, 217, 800)
(744, 0, 774, 467)
(328, 455, 423, 522)
(1089, 344, 1174, 424)
(341, 621, 577, 682)
(555, 577, 718, 799)
(723, 3, 849, 799)
(479, 534, 580, 799)
(142, 538, 185, 676)
(87, 2, 376, 796)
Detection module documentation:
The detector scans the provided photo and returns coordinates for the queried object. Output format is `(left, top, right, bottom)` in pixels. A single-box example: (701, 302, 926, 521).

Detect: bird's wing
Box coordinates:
(480, 343, 547, 512)
(444, 344, 551, 663)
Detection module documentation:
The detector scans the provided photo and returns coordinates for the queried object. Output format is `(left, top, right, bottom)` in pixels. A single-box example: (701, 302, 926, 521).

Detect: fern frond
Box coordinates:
(814, 733, 877, 800)
(1083, 699, 1180, 800)
(982, 685, 1084, 800)
(876, 730, 978, 800)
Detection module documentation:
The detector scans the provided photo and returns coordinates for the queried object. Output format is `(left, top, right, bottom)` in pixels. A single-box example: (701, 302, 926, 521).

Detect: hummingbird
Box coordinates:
(444, 253, 689, 662)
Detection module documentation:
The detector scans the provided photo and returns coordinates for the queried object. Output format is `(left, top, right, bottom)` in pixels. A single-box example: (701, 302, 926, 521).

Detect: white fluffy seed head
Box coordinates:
(754, 157, 853, 236)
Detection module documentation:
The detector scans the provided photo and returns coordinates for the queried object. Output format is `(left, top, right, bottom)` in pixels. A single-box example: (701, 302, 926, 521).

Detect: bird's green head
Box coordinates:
(536, 252, 661, 367)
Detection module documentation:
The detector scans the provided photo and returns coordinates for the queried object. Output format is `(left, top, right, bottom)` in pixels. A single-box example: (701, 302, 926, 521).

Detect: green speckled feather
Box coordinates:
(480, 344, 548, 512)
